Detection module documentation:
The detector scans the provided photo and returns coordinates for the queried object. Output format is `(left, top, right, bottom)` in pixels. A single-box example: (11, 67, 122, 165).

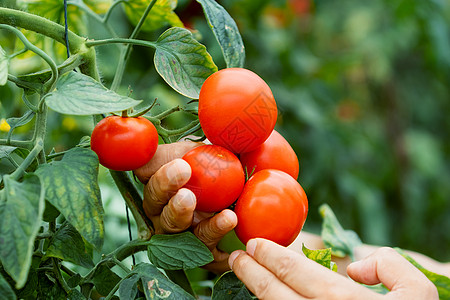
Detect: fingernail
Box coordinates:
(246, 239, 257, 256)
(175, 189, 195, 209)
(228, 250, 243, 269)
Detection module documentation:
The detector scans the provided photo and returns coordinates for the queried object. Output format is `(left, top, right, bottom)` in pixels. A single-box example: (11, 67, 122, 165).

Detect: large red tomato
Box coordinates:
(240, 130, 299, 179)
(90, 116, 158, 171)
(234, 169, 308, 246)
(198, 68, 278, 154)
(182, 145, 245, 213)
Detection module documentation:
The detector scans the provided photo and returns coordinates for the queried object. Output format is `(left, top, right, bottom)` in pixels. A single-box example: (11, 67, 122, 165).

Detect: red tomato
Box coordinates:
(182, 145, 245, 213)
(198, 68, 278, 154)
(234, 169, 308, 246)
(90, 116, 158, 171)
(239, 130, 299, 179)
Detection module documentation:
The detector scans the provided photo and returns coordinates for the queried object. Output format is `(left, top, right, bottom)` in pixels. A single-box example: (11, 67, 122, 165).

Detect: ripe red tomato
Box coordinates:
(198, 68, 278, 154)
(90, 116, 158, 171)
(239, 130, 299, 179)
(182, 145, 245, 213)
(234, 169, 308, 246)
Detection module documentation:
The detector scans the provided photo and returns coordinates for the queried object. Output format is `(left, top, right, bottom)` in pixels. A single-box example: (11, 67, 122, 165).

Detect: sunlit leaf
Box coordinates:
(319, 204, 362, 260)
(197, 0, 245, 68)
(35, 147, 104, 249)
(45, 71, 142, 115)
(302, 244, 336, 271)
(154, 27, 218, 98)
(123, 0, 183, 31)
(0, 174, 45, 289)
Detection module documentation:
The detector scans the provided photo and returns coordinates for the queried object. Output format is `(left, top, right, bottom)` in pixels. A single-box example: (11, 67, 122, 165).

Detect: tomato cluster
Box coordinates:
(183, 68, 308, 248)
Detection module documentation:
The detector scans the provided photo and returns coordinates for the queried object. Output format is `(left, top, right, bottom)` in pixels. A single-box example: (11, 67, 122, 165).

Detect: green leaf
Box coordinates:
(319, 204, 362, 260)
(196, 0, 245, 68)
(44, 71, 142, 115)
(123, 0, 183, 31)
(211, 271, 253, 300)
(45, 222, 94, 268)
(302, 244, 336, 271)
(35, 147, 104, 250)
(6, 110, 35, 133)
(0, 174, 45, 289)
(91, 264, 121, 296)
(396, 248, 450, 299)
(118, 274, 139, 300)
(67, 288, 85, 300)
(154, 27, 218, 99)
(147, 232, 214, 270)
(0, 45, 8, 86)
(0, 272, 16, 300)
(132, 263, 196, 300)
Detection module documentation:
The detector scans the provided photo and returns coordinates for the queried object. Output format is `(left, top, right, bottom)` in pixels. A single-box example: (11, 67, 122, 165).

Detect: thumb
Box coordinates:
(347, 247, 438, 299)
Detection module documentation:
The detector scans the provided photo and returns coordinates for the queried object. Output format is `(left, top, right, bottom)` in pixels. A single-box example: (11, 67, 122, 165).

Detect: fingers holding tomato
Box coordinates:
(90, 116, 158, 171)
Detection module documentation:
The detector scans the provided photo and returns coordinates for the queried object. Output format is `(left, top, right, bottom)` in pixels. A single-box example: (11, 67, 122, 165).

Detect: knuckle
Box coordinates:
(252, 274, 274, 299)
(274, 253, 297, 281)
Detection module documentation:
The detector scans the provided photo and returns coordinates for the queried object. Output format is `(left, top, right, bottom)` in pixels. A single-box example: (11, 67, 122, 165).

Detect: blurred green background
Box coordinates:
(1, 0, 449, 269)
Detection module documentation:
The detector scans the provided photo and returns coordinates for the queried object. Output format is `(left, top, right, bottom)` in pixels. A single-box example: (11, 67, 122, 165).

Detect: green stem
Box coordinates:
(153, 106, 181, 120)
(0, 7, 100, 81)
(110, 0, 158, 91)
(0, 138, 33, 149)
(0, 24, 58, 93)
(52, 258, 71, 294)
(8, 138, 43, 181)
(85, 38, 157, 49)
(163, 120, 200, 137)
(109, 170, 154, 240)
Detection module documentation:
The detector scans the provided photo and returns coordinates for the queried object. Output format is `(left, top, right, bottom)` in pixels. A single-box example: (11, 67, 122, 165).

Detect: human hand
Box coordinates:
(134, 141, 238, 273)
(229, 238, 438, 299)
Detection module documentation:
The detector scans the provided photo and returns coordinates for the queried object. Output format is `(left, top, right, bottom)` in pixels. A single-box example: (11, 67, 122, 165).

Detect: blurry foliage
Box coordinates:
(1, 0, 449, 266)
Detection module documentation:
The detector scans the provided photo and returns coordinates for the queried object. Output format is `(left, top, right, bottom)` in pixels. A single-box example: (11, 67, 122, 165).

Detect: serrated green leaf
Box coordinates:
(0, 45, 9, 86)
(396, 248, 450, 299)
(0, 174, 45, 289)
(123, 0, 183, 32)
(154, 27, 218, 99)
(44, 71, 142, 115)
(45, 222, 94, 268)
(319, 204, 362, 260)
(35, 147, 104, 250)
(196, 0, 245, 68)
(0, 272, 16, 300)
(211, 271, 253, 300)
(147, 232, 214, 270)
(132, 263, 195, 300)
(302, 244, 336, 271)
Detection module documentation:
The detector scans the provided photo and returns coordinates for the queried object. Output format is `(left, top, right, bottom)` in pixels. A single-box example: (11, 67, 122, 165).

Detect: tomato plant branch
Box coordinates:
(52, 258, 71, 294)
(0, 138, 33, 149)
(109, 170, 155, 240)
(0, 7, 100, 81)
(0, 24, 58, 93)
(110, 0, 157, 92)
(85, 38, 157, 49)
(8, 138, 43, 181)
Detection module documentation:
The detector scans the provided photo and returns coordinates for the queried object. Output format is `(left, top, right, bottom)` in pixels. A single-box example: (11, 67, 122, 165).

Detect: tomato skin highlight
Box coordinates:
(240, 130, 299, 179)
(90, 116, 158, 171)
(234, 169, 308, 247)
(198, 68, 278, 154)
(182, 145, 245, 213)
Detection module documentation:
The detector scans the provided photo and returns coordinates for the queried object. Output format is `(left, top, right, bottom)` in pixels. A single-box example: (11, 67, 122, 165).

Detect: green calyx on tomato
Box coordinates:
(182, 144, 245, 213)
(198, 68, 278, 154)
(234, 169, 308, 247)
(90, 116, 158, 171)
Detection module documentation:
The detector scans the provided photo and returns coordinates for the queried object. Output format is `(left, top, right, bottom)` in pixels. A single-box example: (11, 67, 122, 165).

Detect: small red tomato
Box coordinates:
(182, 145, 245, 213)
(240, 130, 299, 179)
(234, 169, 308, 246)
(198, 68, 278, 154)
(90, 116, 158, 171)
